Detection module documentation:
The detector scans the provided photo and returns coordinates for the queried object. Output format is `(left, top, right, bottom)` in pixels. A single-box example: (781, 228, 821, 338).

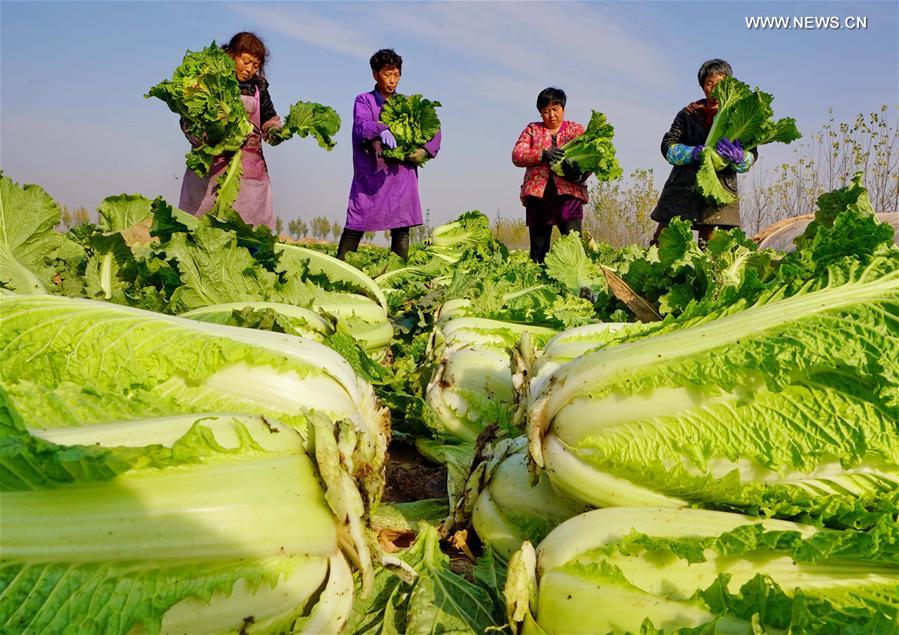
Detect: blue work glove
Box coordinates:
(541, 147, 564, 164)
(690, 144, 704, 163)
(716, 138, 745, 164)
(379, 128, 397, 149)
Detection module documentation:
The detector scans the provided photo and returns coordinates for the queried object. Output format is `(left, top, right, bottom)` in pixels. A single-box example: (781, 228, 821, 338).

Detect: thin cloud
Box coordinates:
(229, 2, 676, 108)
(229, 3, 376, 59)
(370, 2, 676, 86)
(358, 2, 677, 116)
(445, 70, 540, 109)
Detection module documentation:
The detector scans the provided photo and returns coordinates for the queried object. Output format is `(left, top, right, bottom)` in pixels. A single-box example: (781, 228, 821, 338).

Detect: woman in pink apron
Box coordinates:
(179, 32, 282, 229)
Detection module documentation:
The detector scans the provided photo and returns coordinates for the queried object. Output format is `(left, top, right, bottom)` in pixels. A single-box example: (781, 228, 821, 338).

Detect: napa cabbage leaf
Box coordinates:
(146, 42, 252, 177)
(271, 100, 341, 150)
(696, 76, 801, 205)
(506, 507, 899, 634)
(0, 404, 357, 635)
(0, 174, 67, 294)
(551, 110, 623, 181)
(528, 253, 899, 528)
(379, 93, 441, 163)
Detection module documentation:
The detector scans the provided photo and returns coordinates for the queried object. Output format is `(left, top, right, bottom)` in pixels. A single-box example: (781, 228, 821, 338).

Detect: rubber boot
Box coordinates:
(560, 218, 583, 236)
(336, 228, 363, 260)
(390, 227, 410, 260)
(528, 225, 552, 263)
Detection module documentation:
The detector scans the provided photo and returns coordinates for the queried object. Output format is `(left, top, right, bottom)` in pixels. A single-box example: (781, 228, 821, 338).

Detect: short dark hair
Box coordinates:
(697, 59, 733, 86)
(370, 49, 402, 73)
(537, 87, 566, 111)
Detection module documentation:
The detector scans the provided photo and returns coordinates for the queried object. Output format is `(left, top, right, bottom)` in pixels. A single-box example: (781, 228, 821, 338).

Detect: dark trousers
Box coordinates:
(529, 218, 582, 263)
(337, 226, 411, 261)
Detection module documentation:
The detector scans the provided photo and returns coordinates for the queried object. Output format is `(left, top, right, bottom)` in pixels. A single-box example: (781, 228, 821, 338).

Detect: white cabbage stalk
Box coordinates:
(1, 294, 386, 434)
(236, 241, 395, 352)
(426, 346, 513, 442)
(180, 301, 334, 340)
(275, 243, 389, 311)
(0, 294, 392, 591)
(529, 321, 631, 389)
(513, 322, 632, 417)
(470, 437, 586, 559)
(432, 297, 472, 322)
(312, 291, 393, 352)
(2, 415, 356, 634)
(434, 317, 556, 354)
(424, 316, 556, 442)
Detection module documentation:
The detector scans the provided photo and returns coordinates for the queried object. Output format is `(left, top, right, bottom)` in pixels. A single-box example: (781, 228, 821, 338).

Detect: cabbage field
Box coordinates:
(1, 170, 897, 634)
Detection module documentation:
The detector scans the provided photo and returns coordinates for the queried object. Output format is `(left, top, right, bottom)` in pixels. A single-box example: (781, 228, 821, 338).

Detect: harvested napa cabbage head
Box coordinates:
(505, 507, 899, 634)
(0, 408, 358, 635)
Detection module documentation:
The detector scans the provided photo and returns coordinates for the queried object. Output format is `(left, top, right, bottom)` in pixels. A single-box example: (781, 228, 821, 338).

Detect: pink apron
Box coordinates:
(179, 87, 275, 229)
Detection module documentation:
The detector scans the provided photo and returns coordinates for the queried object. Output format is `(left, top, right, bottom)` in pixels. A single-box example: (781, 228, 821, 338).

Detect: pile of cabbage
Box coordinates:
(0, 293, 391, 633)
(1, 170, 897, 633)
(431, 175, 899, 633)
(0, 175, 396, 633)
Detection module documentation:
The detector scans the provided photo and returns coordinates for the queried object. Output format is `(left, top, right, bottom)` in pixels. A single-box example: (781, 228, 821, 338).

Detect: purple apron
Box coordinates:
(179, 87, 275, 229)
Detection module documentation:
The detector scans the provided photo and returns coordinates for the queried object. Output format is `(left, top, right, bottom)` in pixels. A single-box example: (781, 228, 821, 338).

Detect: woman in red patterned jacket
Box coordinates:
(512, 87, 590, 263)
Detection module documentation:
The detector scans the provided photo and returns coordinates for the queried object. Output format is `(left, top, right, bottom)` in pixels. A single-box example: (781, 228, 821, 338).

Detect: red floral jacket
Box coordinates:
(512, 120, 589, 205)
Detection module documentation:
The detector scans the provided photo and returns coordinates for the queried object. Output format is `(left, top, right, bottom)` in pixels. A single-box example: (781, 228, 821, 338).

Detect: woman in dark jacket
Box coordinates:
(650, 59, 756, 245)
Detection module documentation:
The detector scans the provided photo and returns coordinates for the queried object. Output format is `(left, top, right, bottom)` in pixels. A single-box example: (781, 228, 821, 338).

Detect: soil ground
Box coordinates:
(382, 441, 447, 503)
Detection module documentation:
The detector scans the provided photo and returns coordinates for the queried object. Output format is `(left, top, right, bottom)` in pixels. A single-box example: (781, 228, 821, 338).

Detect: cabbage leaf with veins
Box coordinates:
(506, 507, 899, 634)
(0, 407, 358, 635)
(527, 254, 899, 529)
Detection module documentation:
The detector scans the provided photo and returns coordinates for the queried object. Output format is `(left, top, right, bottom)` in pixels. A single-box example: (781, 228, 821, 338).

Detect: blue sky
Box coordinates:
(2, 1, 896, 227)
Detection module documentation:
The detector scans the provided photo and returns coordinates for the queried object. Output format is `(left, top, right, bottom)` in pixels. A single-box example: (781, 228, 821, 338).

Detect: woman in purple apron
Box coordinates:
(337, 48, 441, 261)
(179, 32, 282, 229)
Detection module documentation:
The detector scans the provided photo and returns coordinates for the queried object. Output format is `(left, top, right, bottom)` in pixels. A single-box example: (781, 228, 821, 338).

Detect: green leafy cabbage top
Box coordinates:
(379, 93, 441, 163)
(146, 42, 252, 176)
(271, 100, 341, 150)
(552, 110, 623, 181)
(697, 76, 801, 205)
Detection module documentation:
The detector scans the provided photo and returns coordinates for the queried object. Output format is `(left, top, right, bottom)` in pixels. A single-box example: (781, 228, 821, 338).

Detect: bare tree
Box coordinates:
(741, 105, 898, 235)
(584, 168, 658, 247)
